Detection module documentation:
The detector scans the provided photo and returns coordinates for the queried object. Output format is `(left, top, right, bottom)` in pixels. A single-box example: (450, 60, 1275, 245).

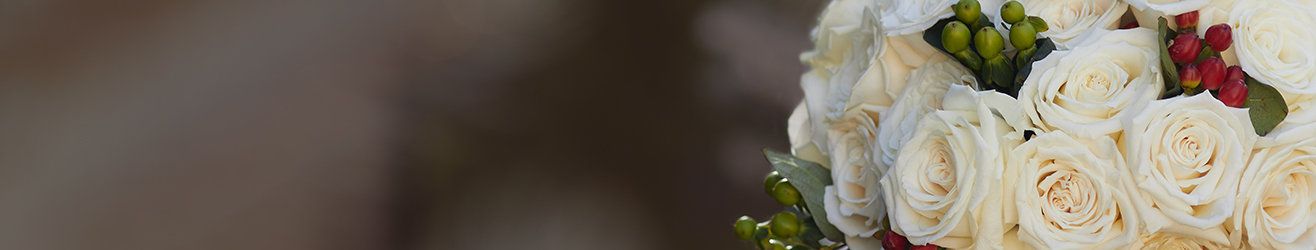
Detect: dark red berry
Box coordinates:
(1169, 33, 1203, 64)
(1181, 64, 1203, 89)
(1205, 24, 1233, 51)
(1225, 65, 1245, 83)
(1200, 57, 1227, 90)
(1219, 79, 1248, 108)
(883, 230, 910, 250)
(1176, 11, 1200, 30)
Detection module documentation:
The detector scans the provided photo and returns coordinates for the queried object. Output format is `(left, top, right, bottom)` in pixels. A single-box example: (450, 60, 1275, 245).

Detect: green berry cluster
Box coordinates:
(940, 0, 1049, 92)
(732, 171, 839, 250)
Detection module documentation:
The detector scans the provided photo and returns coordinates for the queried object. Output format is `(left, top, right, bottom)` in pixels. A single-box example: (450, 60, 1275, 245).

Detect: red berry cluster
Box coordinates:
(1168, 11, 1247, 107)
(882, 230, 940, 250)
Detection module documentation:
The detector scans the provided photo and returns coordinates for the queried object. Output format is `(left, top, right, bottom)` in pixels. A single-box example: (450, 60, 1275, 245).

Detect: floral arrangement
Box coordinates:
(732, 0, 1316, 249)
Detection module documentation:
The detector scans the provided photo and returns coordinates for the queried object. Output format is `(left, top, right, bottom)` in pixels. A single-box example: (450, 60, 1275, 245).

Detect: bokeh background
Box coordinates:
(0, 0, 825, 249)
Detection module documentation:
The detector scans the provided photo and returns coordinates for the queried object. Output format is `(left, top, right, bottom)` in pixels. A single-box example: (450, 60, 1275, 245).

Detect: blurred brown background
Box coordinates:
(0, 0, 823, 249)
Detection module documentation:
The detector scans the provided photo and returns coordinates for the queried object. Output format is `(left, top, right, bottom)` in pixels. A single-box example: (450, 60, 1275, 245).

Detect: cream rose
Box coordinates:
(1127, 0, 1210, 16)
(876, 56, 976, 167)
(876, 0, 1001, 36)
(1229, 0, 1316, 95)
(851, 33, 944, 107)
(788, 102, 830, 166)
(1121, 94, 1254, 245)
(1018, 28, 1162, 139)
(1232, 123, 1316, 249)
(881, 85, 1024, 249)
(800, 0, 882, 153)
(1129, 225, 1232, 249)
(822, 105, 888, 241)
(1007, 0, 1126, 48)
(1010, 132, 1139, 249)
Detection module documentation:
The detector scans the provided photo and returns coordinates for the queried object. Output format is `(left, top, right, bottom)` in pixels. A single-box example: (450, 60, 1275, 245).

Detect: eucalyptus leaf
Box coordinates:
(1157, 17, 1182, 99)
(1196, 46, 1217, 64)
(1245, 77, 1288, 136)
(762, 149, 843, 241)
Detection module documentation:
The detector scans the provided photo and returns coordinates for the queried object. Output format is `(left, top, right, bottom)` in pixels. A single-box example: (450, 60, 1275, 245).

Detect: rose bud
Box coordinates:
(1205, 23, 1232, 51)
(1176, 10, 1199, 30)
(1169, 33, 1202, 64)
(1200, 57, 1227, 90)
(1219, 78, 1248, 108)
(1181, 64, 1202, 89)
(1226, 65, 1245, 83)
(882, 230, 910, 250)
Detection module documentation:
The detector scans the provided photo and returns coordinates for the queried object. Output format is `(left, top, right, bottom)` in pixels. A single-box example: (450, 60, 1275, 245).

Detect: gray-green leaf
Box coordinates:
(1245, 77, 1288, 136)
(762, 149, 843, 241)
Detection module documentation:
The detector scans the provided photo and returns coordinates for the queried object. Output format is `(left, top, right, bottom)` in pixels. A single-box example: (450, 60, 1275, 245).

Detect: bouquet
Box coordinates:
(732, 0, 1316, 249)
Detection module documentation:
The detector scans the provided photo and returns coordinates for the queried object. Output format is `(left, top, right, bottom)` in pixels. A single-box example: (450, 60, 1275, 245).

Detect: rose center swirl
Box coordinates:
(1037, 163, 1100, 230)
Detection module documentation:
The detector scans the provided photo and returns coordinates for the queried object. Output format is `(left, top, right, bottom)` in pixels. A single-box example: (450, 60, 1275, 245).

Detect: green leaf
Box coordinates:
(1245, 77, 1288, 136)
(763, 149, 843, 241)
(1157, 17, 1183, 99)
(983, 56, 1015, 93)
(1196, 46, 1217, 64)
(1013, 38, 1056, 94)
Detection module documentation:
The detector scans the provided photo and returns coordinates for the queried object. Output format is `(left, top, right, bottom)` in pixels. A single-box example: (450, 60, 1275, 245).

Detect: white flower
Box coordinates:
(1121, 94, 1255, 244)
(1233, 123, 1316, 249)
(800, 0, 882, 152)
(881, 85, 1025, 249)
(822, 105, 887, 240)
(1019, 28, 1162, 139)
(876, 56, 976, 167)
(1229, 0, 1316, 95)
(876, 0, 1001, 36)
(1130, 225, 1232, 249)
(1010, 132, 1139, 249)
(1006, 0, 1127, 47)
(788, 102, 830, 166)
(852, 34, 944, 107)
(1127, 0, 1210, 16)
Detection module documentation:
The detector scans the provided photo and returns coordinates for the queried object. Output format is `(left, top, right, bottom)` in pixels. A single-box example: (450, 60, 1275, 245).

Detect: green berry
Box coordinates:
(953, 0, 981, 25)
(766, 240, 788, 250)
(1001, 1, 1026, 24)
(771, 180, 802, 206)
(734, 216, 757, 240)
(942, 21, 972, 53)
(770, 212, 801, 238)
(763, 171, 783, 195)
(1010, 21, 1037, 50)
(974, 27, 1005, 59)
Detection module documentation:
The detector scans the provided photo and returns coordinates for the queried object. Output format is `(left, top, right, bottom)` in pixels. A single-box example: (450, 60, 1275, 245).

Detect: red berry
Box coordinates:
(1180, 64, 1203, 89)
(910, 244, 939, 250)
(1176, 11, 1200, 30)
(1200, 57, 1227, 90)
(883, 230, 910, 250)
(1219, 79, 1248, 108)
(1205, 24, 1233, 51)
(1169, 33, 1203, 64)
(1120, 20, 1140, 29)
(1226, 65, 1245, 83)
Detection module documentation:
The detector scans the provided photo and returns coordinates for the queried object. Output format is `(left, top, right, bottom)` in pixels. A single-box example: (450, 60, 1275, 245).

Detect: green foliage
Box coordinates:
(763, 149, 843, 241)
(1245, 77, 1288, 136)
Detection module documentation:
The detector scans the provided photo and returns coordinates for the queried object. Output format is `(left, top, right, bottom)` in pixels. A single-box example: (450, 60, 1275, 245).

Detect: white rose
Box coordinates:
(1006, 0, 1127, 48)
(1127, 0, 1209, 16)
(1229, 0, 1316, 95)
(800, 0, 882, 152)
(882, 85, 1025, 249)
(876, 0, 1001, 36)
(788, 102, 830, 166)
(852, 33, 944, 107)
(1018, 28, 1162, 139)
(822, 105, 888, 241)
(876, 56, 976, 167)
(1129, 225, 1232, 249)
(1232, 123, 1316, 249)
(1121, 94, 1254, 245)
(1010, 132, 1139, 249)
